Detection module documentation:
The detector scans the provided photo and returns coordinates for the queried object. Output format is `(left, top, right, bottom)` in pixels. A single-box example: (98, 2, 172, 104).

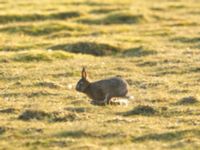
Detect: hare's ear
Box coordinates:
(82, 67, 87, 79)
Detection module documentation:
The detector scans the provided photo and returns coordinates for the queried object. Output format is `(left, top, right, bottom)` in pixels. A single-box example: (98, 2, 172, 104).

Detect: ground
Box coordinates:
(0, 0, 200, 149)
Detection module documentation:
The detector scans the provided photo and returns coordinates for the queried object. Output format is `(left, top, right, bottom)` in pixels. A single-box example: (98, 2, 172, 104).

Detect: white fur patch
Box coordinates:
(110, 98, 129, 106)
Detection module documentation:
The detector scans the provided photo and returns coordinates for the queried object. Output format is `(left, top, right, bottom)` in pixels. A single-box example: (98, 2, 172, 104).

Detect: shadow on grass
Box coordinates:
(0, 11, 81, 24)
(49, 42, 120, 56)
(133, 129, 200, 142)
(79, 12, 146, 25)
(0, 23, 74, 36)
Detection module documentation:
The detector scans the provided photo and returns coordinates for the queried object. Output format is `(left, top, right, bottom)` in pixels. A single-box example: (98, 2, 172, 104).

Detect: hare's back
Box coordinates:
(93, 77, 128, 96)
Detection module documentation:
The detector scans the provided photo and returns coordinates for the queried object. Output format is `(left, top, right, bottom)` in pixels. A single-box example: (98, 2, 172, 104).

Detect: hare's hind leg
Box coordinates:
(103, 94, 112, 105)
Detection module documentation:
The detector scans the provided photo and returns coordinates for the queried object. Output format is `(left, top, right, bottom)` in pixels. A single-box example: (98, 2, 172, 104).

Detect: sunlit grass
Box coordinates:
(0, 0, 200, 149)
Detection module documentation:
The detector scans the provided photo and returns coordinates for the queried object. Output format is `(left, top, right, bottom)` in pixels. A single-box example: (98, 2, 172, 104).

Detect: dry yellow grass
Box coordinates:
(0, 0, 200, 149)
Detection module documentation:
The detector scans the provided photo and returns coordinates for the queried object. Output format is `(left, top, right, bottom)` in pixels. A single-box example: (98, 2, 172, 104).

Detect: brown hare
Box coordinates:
(75, 67, 129, 105)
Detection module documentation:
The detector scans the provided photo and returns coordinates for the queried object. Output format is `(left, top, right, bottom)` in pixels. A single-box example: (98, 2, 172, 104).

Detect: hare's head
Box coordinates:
(76, 67, 90, 92)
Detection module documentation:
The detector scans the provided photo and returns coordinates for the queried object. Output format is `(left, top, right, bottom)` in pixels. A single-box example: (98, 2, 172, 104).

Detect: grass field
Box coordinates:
(0, 0, 200, 149)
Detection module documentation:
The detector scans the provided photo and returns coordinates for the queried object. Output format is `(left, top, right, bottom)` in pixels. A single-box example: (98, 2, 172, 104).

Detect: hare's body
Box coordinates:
(84, 77, 128, 101)
(76, 67, 129, 105)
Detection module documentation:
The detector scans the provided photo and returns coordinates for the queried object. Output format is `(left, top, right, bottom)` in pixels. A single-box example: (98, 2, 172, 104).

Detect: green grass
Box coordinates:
(0, 0, 200, 149)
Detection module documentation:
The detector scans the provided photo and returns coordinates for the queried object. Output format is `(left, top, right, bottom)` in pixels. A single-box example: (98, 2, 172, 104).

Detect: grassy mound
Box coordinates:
(50, 42, 120, 56)
(176, 96, 199, 105)
(124, 105, 157, 116)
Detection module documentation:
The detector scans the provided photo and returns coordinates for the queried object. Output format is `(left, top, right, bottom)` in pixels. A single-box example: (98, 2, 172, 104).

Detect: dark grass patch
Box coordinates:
(171, 37, 200, 44)
(34, 81, 61, 89)
(189, 67, 200, 73)
(167, 4, 188, 10)
(123, 46, 157, 57)
(170, 21, 199, 27)
(90, 8, 120, 14)
(7, 51, 73, 62)
(80, 12, 146, 25)
(0, 45, 33, 51)
(0, 23, 74, 36)
(18, 110, 51, 121)
(57, 130, 124, 139)
(133, 129, 200, 142)
(99, 13, 146, 24)
(0, 92, 23, 98)
(136, 61, 157, 67)
(175, 96, 199, 105)
(18, 110, 80, 122)
(49, 42, 120, 56)
(65, 107, 91, 113)
(0, 43, 49, 52)
(0, 127, 6, 134)
(0, 11, 81, 24)
(123, 105, 157, 116)
(0, 108, 16, 113)
(0, 91, 58, 98)
(13, 52, 52, 62)
(151, 7, 166, 12)
(169, 89, 190, 94)
(52, 111, 81, 122)
(26, 91, 59, 98)
(71, 2, 109, 6)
